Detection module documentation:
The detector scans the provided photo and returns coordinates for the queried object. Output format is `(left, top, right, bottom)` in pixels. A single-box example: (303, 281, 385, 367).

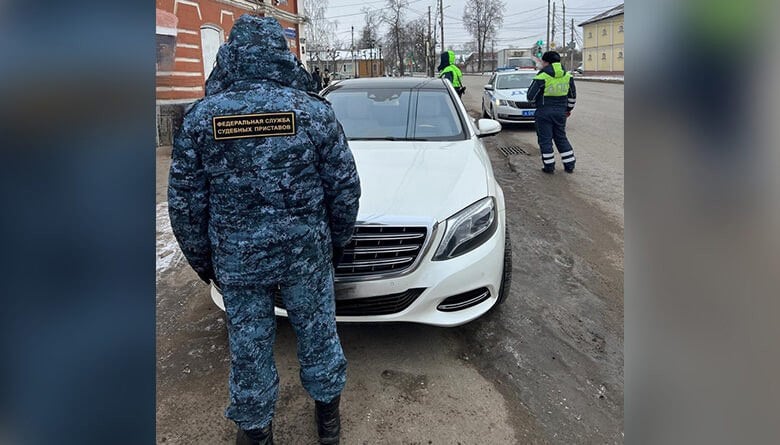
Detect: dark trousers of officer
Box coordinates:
(221, 264, 347, 431)
(535, 107, 575, 170)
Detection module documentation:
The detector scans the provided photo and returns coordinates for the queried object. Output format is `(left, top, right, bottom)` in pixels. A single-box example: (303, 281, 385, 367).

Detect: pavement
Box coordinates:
(156, 76, 624, 444)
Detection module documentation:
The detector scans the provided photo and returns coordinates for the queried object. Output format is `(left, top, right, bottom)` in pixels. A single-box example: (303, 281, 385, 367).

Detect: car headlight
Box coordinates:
(494, 98, 508, 107)
(433, 197, 498, 261)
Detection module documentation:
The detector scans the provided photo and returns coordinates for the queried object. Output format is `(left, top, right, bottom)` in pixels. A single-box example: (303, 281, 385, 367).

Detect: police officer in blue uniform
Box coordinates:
(168, 15, 361, 445)
(527, 51, 578, 173)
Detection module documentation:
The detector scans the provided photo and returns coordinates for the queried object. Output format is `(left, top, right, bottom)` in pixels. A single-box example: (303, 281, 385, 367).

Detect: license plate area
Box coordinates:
(522, 109, 536, 117)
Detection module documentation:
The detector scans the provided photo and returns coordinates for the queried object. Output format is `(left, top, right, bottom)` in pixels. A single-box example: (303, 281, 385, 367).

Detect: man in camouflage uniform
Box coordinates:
(168, 15, 361, 445)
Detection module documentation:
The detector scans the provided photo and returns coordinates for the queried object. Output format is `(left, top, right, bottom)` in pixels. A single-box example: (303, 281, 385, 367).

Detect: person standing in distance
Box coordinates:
(527, 51, 578, 173)
(437, 50, 465, 97)
(168, 15, 361, 445)
(312, 66, 323, 91)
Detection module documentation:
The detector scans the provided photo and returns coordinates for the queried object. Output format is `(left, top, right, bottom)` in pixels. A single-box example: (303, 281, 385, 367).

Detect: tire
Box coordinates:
(496, 227, 513, 305)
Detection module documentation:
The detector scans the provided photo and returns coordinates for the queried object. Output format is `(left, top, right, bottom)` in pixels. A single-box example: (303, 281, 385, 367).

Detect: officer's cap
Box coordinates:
(541, 51, 562, 63)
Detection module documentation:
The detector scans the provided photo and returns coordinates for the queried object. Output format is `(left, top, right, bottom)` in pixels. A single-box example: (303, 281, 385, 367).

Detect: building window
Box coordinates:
(588, 31, 593, 39)
(602, 28, 608, 36)
(588, 54, 592, 61)
(618, 24, 624, 33)
(601, 53, 607, 60)
(618, 51, 624, 59)
(200, 25, 224, 79)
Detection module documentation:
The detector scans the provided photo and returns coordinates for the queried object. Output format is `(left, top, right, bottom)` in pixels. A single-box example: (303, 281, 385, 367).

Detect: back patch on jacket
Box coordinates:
(212, 112, 296, 140)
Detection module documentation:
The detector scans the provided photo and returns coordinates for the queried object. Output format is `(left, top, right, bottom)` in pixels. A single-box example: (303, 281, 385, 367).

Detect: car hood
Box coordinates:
(494, 88, 530, 101)
(349, 139, 490, 223)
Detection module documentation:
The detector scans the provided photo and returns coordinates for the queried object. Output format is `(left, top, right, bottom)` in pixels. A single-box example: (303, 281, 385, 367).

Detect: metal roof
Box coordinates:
(326, 77, 448, 90)
(578, 3, 624, 27)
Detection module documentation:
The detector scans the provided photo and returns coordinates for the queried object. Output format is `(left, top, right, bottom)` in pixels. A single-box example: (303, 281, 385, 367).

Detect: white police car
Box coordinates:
(481, 69, 538, 124)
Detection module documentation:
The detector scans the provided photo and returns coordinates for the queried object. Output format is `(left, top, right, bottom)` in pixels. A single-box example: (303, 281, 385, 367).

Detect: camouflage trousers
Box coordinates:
(221, 264, 347, 430)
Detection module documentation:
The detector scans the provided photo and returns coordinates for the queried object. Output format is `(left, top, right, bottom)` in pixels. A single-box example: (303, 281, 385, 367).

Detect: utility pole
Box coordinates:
(440, 0, 445, 53)
(428, 6, 432, 76)
(491, 39, 495, 73)
(563, 1, 566, 57)
(351, 26, 356, 78)
(546, 0, 550, 51)
(570, 19, 575, 68)
(552, 2, 556, 48)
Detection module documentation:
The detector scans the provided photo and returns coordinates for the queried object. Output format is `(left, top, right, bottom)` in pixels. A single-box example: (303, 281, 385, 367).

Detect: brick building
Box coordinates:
(156, 0, 306, 146)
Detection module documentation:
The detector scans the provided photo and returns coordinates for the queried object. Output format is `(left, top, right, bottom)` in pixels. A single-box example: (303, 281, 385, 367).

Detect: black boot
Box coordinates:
(541, 166, 555, 174)
(236, 423, 273, 445)
(315, 396, 341, 445)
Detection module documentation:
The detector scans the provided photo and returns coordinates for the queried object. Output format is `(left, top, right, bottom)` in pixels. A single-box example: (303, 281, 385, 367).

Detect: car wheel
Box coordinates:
(496, 227, 512, 305)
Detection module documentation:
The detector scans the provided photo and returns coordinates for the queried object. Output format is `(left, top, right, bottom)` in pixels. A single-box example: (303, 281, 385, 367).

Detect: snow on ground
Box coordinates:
(156, 201, 184, 276)
(575, 75, 624, 82)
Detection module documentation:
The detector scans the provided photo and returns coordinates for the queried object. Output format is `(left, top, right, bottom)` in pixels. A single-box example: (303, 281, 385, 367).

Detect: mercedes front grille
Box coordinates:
(336, 225, 429, 279)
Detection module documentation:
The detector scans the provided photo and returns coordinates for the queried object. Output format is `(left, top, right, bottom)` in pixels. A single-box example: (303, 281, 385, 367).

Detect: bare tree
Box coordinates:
(358, 8, 383, 49)
(462, 0, 505, 72)
(403, 17, 428, 73)
(382, 0, 409, 76)
(303, 0, 337, 62)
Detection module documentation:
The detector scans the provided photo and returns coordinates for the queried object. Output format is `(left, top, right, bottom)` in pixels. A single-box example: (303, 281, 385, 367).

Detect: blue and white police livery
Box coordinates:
(481, 69, 539, 123)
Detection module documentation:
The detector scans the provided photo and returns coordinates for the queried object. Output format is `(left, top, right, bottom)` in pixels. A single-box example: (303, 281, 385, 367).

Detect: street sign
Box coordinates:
(284, 27, 296, 39)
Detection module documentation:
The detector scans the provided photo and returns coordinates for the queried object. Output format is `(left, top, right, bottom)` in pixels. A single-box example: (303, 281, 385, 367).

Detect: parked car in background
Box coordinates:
(212, 77, 511, 327)
(496, 56, 539, 72)
(496, 49, 539, 71)
(482, 69, 538, 124)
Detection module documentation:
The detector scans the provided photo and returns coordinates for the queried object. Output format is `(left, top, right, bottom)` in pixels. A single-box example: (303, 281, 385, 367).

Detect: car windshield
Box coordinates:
(325, 87, 466, 141)
(496, 73, 536, 89)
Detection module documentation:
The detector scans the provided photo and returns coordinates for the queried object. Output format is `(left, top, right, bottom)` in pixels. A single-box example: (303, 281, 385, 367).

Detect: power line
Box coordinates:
(504, 5, 548, 18)
(565, 3, 622, 11)
(327, 0, 387, 9)
(324, 0, 425, 20)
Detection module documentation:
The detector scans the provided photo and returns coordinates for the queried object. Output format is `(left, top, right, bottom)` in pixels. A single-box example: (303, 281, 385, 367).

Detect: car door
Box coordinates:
(483, 73, 496, 112)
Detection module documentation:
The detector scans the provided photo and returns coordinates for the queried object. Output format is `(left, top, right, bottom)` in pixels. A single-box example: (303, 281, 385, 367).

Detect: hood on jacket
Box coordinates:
(540, 62, 567, 78)
(205, 15, 316, 95)
(437, 50, 456, 71)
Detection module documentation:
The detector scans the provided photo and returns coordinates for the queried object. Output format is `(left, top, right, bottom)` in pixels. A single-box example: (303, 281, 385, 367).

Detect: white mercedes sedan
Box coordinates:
(212, 77, 511, 327)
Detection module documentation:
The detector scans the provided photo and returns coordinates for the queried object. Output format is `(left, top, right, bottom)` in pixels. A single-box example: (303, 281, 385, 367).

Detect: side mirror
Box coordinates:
(484, 84, 494, 91)
(477, 119, 502, 138)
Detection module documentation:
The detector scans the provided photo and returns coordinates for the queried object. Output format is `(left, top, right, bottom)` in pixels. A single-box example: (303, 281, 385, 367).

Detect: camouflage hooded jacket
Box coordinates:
(168, 15, 361, 286)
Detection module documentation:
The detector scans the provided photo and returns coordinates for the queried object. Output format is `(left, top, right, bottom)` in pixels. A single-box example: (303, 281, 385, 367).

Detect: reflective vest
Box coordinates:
(439, 65, 462, 88)
(534, 62, 571, 97)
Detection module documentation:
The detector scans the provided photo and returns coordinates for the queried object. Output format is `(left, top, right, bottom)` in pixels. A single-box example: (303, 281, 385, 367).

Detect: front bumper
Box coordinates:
(494, 105, 536, 123)
(210, 214, 506, 327)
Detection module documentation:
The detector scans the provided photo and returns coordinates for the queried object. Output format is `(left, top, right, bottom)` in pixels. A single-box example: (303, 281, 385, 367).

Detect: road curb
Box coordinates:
(574, 77, 624, 84)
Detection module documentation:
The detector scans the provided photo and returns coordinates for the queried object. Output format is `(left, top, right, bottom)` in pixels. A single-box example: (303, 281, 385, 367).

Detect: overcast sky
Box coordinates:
(322, 0, 622, 50)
